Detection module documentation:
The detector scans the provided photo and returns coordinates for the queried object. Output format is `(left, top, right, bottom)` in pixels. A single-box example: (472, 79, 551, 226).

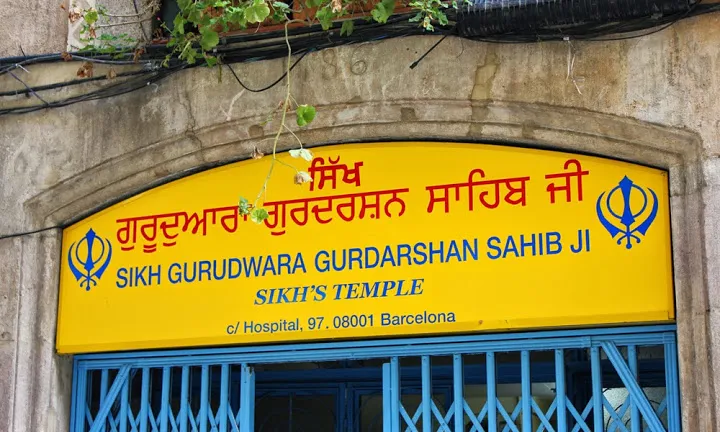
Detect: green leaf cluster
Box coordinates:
(77, 0, 463, 69)
(371, 0, 396, 23)
(295, 104, 317, 127)
(408, 0, 450, 30)
(167, 0, 280, 65)
(251, 208, 270, 223)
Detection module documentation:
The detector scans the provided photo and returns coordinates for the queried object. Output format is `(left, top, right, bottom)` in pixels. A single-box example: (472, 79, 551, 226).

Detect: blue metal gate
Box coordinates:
(71, 325, 680, 431)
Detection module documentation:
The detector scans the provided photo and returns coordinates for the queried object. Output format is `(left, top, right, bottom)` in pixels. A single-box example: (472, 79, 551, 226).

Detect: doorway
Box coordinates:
(72, 325, 680, 431)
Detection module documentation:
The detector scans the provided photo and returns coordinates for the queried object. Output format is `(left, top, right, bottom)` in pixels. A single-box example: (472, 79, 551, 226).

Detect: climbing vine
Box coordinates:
(66, 0, 457, 223)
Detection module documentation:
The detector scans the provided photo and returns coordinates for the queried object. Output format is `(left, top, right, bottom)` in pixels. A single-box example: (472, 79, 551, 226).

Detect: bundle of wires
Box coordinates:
(1, 0, 718, 116)
(0, 15, 443, 115)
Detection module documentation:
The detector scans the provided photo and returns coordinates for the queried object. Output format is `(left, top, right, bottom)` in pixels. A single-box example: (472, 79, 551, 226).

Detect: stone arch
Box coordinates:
(26, 100, 699, 226)
(21, 99, 711, 430)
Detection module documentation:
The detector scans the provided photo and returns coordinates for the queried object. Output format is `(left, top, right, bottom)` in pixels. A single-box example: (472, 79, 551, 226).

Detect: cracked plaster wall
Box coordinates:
(1, 8, 720, 432)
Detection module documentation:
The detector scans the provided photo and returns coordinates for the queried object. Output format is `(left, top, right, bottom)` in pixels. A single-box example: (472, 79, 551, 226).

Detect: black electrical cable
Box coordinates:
(225, 49, 311, 93)
(0, 226, 62, 242)
(410, 33, 451, 69)
(0, 53, 156, 77)
(1, 2, 717, 116)
(0, 65, 186, 115)
(583, 5, 697, 41)
(7, 70, 49, 106)
(457, 0, 714, 42)
(0, 68, 154, 98)
(0, 20, 448, 115)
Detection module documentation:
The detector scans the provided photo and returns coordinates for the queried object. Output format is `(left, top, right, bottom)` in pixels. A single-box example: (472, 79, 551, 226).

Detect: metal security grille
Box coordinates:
(71, 325, 680, 432)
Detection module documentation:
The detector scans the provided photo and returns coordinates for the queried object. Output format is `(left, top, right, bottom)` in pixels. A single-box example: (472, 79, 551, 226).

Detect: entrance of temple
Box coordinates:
(73, 325, 679, 431)
(61, 142, 679, 431)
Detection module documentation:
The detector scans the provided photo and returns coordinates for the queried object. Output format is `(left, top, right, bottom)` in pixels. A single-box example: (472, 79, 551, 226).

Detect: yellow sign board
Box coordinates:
(57, 142, 674, 354)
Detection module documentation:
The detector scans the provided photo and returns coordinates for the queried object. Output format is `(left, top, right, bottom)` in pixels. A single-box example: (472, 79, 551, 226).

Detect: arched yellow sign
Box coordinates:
(57, 142, 674, 353)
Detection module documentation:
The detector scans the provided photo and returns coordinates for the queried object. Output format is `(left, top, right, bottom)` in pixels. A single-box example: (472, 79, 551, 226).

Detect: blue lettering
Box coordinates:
(265, 288, 277, 304)
(276, 288, 291, 303)
(396, 244, 412, 266)
(348, 248, 363, 270)
(429, 241, 444, 263)
(314, 285, 327, 301)
(545, 231, 562, 255)
(487, 236, 502, 259)
(413, 242, 428, 265)
(520, 234, 536, 257)
(254, 289, 268, 305)
(394, 279, 407, 296)
(445, 240, 461, 262)
(198, 260, 211, 281)
(229, 258, 241, 279)
(463, 239, 479, 261)
(243, 256, 262, 277)
(381, 280, 396, 297)
(363, 281, 380, 297)
(277, 254, 291, 274)
(315, 250, 330, 273)
(410, 278, 424, 295)
(345, 283, 360, 299)
(116, 268, 128, 288)
(503, 236, 519, 258)
(332, 250, 346, 272)
(262, 256, 276, 276)
(183, 262, 196, 282)
(586, 229, 591, 251)
(213, 260, 226, 279)
(333, 284, 346, 300)
(134, 266, 148, 286)
(168, 263, 181, 284)
(292, 253, 306, 273)
(293, 286, 311, 302)
(365, 247, 379, 269)
(381, 246, 396, 267)
(547, 232, 562, 254)
(148, 265, 161, 285)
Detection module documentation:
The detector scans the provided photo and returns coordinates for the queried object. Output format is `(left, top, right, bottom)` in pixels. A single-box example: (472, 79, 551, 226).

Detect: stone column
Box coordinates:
(0, 231, 72, 432)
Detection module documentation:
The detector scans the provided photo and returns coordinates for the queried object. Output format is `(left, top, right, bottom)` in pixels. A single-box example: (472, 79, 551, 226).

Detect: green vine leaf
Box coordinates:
(316, 7, 335, 31)
(84, 9, 99, 25)
(228, 8, 248, 26)
(273, 2, 291, 12)
(306, 0, 324, 8)
(289, 148, 314, 161)
(341, 20, 354, 36)
(174, 14, 187, 34)
(371, 0, 396, 23)
(296, 104, 317, 127)
(204, 54, 219, 67)
(238, 197, 251, 216)
(245, 0, 271, 23)
(438, 11, 449, 26)
(251, 207, 270, 223)
(199, 28, 220, 51)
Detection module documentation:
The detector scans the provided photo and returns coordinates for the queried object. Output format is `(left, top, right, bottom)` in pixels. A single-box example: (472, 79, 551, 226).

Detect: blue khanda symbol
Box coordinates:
(67, 228, 113, 291)
(596, 176, 659, 249)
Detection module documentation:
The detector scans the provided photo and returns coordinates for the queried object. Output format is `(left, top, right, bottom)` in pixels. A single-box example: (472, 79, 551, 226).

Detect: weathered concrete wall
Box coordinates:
(0, 0, 152, 57)
(0, 1, 67, 57)
(1, 9, 720, 431)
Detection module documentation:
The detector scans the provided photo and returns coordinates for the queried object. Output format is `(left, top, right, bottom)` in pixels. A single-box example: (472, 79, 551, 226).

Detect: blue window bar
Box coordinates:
(71, 325, 680, 431)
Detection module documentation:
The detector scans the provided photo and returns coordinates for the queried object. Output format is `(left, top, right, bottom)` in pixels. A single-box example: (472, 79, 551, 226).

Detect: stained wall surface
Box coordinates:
(1, 7, 720, 431)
